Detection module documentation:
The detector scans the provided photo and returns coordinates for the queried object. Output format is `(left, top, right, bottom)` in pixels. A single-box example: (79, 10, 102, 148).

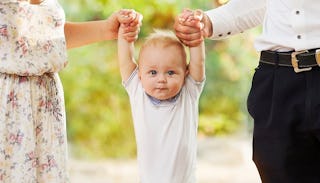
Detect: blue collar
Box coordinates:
(147, 92, 181, 105)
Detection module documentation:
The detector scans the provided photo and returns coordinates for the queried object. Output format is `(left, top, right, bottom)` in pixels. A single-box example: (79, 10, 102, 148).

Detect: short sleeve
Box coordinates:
(122, 67, 141, 98)
(184, 75, 205, 101)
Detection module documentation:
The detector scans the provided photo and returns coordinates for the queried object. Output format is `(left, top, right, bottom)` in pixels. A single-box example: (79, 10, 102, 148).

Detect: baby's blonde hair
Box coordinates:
(138, 29, 187, 64)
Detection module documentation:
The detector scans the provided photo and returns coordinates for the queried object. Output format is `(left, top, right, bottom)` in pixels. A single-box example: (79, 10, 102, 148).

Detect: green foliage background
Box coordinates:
(59, 0, 261, 159)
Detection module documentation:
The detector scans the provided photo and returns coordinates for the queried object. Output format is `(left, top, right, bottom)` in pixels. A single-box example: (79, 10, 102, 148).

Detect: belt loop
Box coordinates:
(274, 51, 279, 67)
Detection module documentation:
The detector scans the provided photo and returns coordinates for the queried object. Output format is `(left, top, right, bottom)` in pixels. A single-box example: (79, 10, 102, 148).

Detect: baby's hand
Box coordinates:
(117, 9, 143, 42)
(117, 9, 136, 24)
(179, 9, 204, 30)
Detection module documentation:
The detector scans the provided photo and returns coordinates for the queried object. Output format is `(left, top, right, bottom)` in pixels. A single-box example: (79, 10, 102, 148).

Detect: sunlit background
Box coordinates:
(59, 0, 262, 182)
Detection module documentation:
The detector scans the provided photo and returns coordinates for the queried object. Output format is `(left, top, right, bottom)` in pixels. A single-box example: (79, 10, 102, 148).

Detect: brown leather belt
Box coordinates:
(259, 49, 320, 73)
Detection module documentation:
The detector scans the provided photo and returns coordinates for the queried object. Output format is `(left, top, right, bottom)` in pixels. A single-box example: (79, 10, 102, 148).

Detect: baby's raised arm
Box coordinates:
(117, 10, 142, 81)
(181, 10, 206, 82)
(189, 40, 205, 82)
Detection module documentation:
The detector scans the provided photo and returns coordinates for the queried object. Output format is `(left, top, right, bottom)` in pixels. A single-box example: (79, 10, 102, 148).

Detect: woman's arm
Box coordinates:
(64, 10, 141, 49)
(64, 12, 119, 49)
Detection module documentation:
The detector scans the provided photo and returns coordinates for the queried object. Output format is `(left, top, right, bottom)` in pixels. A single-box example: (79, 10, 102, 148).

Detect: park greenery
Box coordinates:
(60, 0, 261, 159)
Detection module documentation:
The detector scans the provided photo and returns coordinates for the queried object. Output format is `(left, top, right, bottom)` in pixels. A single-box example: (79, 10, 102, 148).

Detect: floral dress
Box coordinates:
(0, 0, 68, 182)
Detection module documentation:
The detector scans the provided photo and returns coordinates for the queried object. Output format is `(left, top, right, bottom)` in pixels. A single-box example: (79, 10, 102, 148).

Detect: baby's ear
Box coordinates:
(138, 68, 142, 80)
(185, 68, 190, 76)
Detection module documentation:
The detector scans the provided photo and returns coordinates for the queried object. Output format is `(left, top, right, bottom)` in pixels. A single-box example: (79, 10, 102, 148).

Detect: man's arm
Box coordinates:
(175, 0, 266, 47)
(206, 0, 265, 40)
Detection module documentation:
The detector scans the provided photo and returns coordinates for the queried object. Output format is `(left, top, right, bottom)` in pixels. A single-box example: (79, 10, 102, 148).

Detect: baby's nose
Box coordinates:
(157, 74, 166, 82)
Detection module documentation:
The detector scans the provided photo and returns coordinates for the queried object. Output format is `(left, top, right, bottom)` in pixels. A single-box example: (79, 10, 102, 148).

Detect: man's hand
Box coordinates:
(174, 9, 213, 47)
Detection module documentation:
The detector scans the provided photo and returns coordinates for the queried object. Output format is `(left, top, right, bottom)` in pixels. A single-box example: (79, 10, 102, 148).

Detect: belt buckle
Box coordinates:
(291, 50, 312, 73)
(316, 49, 320, 66)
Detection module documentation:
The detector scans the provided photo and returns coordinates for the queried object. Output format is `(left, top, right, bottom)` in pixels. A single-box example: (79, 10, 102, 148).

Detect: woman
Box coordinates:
(0, 1, 141, 182)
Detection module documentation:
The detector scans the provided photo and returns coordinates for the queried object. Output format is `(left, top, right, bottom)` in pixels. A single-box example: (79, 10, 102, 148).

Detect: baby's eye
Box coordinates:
(167, 71, 175, 75)
(149, 70, 157, 75)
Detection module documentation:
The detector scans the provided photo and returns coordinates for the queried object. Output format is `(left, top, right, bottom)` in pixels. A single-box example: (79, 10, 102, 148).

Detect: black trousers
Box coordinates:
(247, 62, 320, 183)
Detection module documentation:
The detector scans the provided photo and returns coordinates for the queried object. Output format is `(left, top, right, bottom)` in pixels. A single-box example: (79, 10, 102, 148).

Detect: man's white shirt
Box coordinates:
(206, 0, 320, 51)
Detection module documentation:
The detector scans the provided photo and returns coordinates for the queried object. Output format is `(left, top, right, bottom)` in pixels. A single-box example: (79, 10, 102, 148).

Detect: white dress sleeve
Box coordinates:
(206, 0, 266, 39)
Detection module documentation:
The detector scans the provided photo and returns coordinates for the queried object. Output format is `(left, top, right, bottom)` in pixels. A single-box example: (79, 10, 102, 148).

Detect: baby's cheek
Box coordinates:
(172, 83, 182, 93)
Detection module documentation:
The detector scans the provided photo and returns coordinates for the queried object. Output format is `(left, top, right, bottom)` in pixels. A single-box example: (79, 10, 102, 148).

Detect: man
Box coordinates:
(174, 1, 320, 183)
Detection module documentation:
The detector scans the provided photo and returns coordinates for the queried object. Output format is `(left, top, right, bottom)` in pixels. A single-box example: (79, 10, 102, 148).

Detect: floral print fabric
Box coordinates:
(0, 0, 67, 76)
(0, 0, 68, 182)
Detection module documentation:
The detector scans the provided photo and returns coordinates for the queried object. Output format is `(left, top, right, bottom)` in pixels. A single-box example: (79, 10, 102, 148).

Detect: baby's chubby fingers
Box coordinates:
(193, 9, 203, 21)
(178, 9, 194, 23)
(119, 20, 140, 42)
(176, 10, 203, 30)
(117, 9, 138, 24)
(184, 10, 204, 29)
(128, 12, 143, 27)
(192, 10, 204, 30)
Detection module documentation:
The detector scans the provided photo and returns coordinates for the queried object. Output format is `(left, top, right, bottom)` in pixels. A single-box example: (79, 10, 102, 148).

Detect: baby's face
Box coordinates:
(138, 45, 188, 100)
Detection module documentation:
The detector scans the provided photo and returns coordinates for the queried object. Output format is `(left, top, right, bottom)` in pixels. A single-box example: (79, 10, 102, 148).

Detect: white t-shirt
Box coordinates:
(123, 68, 205, 183)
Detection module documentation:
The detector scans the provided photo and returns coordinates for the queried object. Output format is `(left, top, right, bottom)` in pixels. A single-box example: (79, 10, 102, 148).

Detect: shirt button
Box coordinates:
(297, 35, 301, 39)
(295, 10, 300, 15)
